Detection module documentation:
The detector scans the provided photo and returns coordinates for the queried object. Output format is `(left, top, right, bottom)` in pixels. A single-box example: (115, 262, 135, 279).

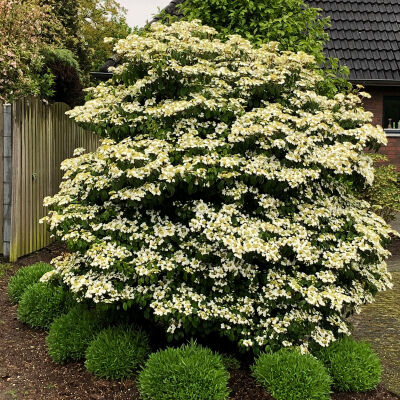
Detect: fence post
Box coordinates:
(3, 104, 12, 258)
(9, 100, 22, 262)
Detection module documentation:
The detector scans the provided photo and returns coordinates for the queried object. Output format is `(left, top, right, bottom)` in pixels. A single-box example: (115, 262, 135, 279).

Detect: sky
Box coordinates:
(118, 0, 172, 28)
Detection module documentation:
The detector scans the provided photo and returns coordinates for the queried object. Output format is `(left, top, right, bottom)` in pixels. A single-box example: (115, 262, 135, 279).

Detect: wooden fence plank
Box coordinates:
(9, 100, 22, 261)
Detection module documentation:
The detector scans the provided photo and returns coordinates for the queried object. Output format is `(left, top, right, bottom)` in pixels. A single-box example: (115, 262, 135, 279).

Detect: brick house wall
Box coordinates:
(362, 86, 400, 168)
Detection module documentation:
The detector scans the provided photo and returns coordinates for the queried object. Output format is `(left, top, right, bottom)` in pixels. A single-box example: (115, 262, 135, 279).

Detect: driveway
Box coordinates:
(351, 237, 400, 395)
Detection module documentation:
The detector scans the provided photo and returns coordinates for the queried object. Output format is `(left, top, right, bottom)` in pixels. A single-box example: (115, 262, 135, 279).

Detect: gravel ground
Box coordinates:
(350, 237, 400, 396)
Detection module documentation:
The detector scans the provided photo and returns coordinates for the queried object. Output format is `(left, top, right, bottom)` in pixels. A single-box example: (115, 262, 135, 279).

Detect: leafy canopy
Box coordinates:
(39, 0, 132, 74)
(0, 0, 63, 102)
(159, 0, 349, 96)
(163, 0, 329, 62)
(0, 0, 130, 103)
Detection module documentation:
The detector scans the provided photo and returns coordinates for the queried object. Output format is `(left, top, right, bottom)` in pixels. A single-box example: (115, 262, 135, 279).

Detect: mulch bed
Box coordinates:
(0, 244, 399, 400)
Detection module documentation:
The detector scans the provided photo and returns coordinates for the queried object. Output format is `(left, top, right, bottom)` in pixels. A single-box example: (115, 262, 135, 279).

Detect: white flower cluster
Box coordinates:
(43, 20, 396, 351)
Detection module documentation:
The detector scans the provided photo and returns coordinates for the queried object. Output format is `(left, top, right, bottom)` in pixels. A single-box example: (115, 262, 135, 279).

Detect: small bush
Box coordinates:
(361, 154, 400, 222)
(8, 262, 53, 303)
(138, 342, 230, 400)
(85, 325, 150, 379)
(252, 348, 332, 400)
(17, 282, 73, 329)
(47, 305, 107, 363)
(221, 354, 240, 371)
(316, 337, 382, 392)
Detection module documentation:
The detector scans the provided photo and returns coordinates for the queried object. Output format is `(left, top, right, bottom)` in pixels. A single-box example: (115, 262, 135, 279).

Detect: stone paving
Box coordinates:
(351, 232, 400, 396)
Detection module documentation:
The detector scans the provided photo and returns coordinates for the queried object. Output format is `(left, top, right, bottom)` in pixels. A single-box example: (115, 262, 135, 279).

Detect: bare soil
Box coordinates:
(0, 243, 399, 400)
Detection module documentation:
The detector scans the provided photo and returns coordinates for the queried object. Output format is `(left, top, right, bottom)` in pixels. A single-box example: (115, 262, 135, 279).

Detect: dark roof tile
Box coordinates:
(309, 0, 400, 81)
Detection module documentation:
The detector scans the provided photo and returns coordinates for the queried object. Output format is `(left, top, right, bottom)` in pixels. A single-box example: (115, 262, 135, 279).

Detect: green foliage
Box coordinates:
(85, 325, 150, 379)
(361, 154, 400, 222)
(17, 282, 74, 329)
(316, 337, 382, 392)
(160, 0, 350, 97)
(252, 348, 332, 400)
(42, 47, 81, 72)
(1, 0, 130, 101)
(47, 305, 108, 363)
(163, 0, 328, 60)
(41, 47, 84, 106)
(8, 263, 53, 304)
(138, 342, 230, 400)
(38, 0, 88, 71)
(79, 0, 132, 71)
(0, 0, 63, 102)
(0, 264, 13, 279)
(221, 354, 240, 371)
(40, 0, 131, 76)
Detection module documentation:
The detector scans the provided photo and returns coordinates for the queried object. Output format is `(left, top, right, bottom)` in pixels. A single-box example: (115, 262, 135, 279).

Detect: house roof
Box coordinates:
(94, 0, 400, 84)
(308, 0, 400, 83)
(151, 0, 185, 21)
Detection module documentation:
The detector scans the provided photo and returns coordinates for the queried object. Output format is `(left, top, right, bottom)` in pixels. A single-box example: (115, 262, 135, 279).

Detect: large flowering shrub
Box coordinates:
(42, 21, 395, 352)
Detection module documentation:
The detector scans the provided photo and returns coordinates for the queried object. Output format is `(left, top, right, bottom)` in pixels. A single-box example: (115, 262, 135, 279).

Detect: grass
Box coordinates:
(5, 389, 18, 400)
(0, 263, 13, 279)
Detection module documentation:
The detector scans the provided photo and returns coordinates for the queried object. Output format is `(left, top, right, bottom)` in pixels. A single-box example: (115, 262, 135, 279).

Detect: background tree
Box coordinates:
(165, 0, 329, 61)
(40, 47, 84, 107)
(159, 0, 350, 97)
(361, 154, 400, 222)
(37, 0, 90, 73)
(39, 0, 131, 76)
(0, 0, 129, 104)
(78, 0, 132, 71)
(0, 0, 63, 102)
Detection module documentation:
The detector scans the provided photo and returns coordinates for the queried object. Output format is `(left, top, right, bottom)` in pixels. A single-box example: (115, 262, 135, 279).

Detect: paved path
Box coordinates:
(351, 237, 400, 395)
(390, 214, 400, 235)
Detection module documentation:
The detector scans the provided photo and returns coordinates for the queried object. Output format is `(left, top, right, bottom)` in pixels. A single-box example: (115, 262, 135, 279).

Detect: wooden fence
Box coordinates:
(2, 97, 99, 261)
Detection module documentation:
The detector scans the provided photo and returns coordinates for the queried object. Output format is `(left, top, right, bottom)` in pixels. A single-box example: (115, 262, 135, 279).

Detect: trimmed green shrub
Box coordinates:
(8, 262, 53, 303)
(47, 305, 107, 363)
(138, 342, 230, 400)
(17, 282, 74, 329)
(361, 154, 400, 222)
(316, 337, 382, 392)
(85, 325, 150, 379)
(252, 348, 332, 400)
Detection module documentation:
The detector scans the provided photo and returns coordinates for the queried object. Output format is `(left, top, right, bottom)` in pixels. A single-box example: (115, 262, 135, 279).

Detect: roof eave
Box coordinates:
(350, 79, 400, 87)
(90, 72, 113, 81)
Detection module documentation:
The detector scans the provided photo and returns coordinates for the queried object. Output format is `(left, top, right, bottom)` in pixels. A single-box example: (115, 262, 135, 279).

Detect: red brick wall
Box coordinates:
(363, 86, 400, 168)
